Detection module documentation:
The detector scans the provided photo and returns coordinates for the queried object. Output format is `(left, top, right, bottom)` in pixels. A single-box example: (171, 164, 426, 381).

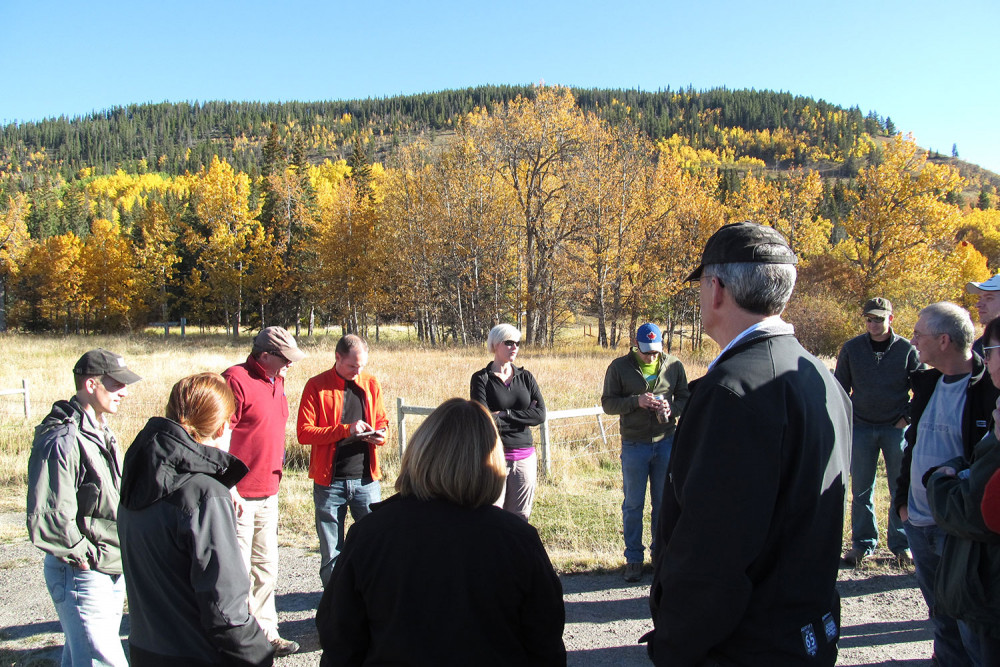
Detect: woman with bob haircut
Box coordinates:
(316, 398, 566, 666)
(118, 373, 274, 667)
(470, 322, 547, 520)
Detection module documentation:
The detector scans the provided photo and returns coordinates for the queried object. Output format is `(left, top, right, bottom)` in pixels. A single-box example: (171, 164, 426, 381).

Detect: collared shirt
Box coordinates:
(222, 355, 290, 497)
(709, 315, 789, 371)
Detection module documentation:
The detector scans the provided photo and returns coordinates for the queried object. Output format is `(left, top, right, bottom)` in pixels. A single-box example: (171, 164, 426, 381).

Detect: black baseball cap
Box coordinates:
(686, 221, 798, 282)
(73, 349, 142, 384)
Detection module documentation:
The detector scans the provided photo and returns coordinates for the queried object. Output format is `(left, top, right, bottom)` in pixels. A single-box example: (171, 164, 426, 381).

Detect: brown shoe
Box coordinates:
(623, 562, 642, 582)
(271, 637, 300, 657)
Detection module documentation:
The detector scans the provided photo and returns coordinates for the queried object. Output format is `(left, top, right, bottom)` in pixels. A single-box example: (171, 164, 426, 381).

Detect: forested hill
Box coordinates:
(3, 85, 992, 187)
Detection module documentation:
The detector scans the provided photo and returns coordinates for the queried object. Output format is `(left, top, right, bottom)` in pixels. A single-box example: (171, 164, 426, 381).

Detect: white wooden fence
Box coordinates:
(0, 379, 30, 419)
(396, 398, 609, 476)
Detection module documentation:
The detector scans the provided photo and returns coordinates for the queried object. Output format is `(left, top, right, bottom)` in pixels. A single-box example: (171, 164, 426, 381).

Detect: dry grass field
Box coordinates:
(0, 328, 892, 572)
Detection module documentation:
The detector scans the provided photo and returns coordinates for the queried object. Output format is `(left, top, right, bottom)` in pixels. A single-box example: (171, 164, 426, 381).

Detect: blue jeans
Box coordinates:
(314, 479, 381, 587)
(851, 422, 908, 554)
(904, 522, 982, 667)
(621, 436, 672, 564)
(43, 554, 128, 667)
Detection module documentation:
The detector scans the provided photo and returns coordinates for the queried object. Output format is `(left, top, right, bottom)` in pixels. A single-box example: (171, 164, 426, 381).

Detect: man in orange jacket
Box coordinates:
(297, 334, 389, 587)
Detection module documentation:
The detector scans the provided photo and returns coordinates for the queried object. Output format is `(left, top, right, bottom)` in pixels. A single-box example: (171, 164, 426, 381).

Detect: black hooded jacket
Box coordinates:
(118, 417, 273, 667)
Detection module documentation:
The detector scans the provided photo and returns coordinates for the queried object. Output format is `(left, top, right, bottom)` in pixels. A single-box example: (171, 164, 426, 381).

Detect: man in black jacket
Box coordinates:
(894, 301, 996, 667)
(645, 222, 852, 667)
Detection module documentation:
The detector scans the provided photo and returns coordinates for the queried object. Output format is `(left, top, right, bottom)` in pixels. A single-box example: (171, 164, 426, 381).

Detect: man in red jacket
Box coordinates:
(223, 326, 305, 657)
(297, 334, 389, 587)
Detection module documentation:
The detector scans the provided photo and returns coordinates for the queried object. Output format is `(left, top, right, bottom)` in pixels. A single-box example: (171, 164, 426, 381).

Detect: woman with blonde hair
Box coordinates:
(470, 323, 547, 520)
(118, 373, 274, 666)
(316, 398, 566, 666)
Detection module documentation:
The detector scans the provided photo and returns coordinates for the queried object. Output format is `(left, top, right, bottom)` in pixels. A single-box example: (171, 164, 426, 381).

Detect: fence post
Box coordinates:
(22, 378, 29, 419)
(597, 411, 607, 447)
(396, 396, 406, 460)
(539, 419, 552, 478)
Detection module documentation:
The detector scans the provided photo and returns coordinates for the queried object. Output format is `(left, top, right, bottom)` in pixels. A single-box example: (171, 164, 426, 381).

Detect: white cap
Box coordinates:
(967, 274, 1000, 293)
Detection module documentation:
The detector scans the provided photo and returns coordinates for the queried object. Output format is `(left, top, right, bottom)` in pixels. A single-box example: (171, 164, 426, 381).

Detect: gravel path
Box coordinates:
(0, 533, 932, 666)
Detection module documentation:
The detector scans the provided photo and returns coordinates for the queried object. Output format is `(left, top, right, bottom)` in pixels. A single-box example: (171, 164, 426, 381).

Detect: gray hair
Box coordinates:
(487, 323, 521, 354)
(703, 258, 797, 316)
(919, 302, 974, 355)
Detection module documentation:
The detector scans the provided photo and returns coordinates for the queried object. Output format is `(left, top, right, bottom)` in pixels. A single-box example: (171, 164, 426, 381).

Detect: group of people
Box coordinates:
(836, 282, 1000, 665)
(24, 322, 560, 666)
(22, 219, 1000, 666)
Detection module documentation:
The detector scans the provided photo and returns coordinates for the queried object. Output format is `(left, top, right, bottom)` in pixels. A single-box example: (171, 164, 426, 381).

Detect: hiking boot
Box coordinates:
(271, 637, 300, 657)
(623, 562, 642, 582)
(893, 548, 913, 567)
(842, 547, 870, 567)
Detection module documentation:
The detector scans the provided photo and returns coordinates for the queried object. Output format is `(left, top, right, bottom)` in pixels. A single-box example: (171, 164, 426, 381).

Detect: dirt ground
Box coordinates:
(0, 521, 933, 667)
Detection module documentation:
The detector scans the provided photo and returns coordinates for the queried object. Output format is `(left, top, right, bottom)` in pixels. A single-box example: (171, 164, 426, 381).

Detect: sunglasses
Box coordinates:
(865, 316, 885, 323)
(268, 351, 291, 365)
(502, 340, 520, 348)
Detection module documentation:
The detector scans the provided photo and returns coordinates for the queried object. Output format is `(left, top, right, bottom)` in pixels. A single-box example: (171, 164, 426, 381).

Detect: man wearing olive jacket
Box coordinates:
(602, 322, 689, 583)
(26, 349, 141, 667)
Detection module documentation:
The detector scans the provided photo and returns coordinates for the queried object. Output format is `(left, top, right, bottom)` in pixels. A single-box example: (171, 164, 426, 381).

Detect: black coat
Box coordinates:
(317, 494, 566, 666)
(118, 417, 273, 667)
(648, 327, 852, 667)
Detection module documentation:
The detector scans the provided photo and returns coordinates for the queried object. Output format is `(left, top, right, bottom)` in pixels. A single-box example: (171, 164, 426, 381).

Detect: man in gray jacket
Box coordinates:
(27, 349, 141, 667)
(602, 322, 690, 582)
(835, 298, 920, 566)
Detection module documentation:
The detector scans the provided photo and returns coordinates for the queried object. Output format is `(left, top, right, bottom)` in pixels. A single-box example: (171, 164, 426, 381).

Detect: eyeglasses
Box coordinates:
(912, 330, 942, 340)
(502, 340, 520, 348)
(268, 351, 291, 365)
(984, 344, 1000, 360)
(865, 316, 886, 323)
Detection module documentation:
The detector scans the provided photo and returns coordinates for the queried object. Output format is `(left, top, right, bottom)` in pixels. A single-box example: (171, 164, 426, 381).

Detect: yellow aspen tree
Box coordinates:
(568, 115, 656, 347)
(948, 241, 990, 313)
(958, 209, 1000, 269)
(465, 86, 587, 345)
(79, 218, 138, 332)
(432, 133, 520, 341)
(839, 134, 965, 303)
(19, 233, 84, 332)
(727, 169, 831, 261)
(0, 193, 31, 331)
(186, 156, 262, 337)
(132, 201, 180, 324)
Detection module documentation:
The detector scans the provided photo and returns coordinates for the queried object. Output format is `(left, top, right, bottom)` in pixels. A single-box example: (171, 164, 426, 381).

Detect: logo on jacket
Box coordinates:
(801, 624, 818, 657)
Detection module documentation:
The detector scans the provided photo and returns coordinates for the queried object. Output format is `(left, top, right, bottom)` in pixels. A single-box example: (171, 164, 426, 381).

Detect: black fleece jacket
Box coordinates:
(118, 417, 273, 667)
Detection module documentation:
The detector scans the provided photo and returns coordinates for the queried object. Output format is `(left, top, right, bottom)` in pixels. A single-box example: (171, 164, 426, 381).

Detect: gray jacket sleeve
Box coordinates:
(26, 423, 93, 566)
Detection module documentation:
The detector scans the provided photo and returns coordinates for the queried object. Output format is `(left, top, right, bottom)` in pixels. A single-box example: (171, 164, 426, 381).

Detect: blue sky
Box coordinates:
(3, 0, 998, 173)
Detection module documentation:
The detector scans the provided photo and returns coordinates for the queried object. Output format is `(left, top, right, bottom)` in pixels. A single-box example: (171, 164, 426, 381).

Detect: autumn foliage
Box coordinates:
(0, 87, 989, 353)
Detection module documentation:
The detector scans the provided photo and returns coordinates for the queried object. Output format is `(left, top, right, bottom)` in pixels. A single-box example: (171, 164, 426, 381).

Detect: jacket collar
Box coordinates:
(711, 318, 795, 370)
(245, 354, 273, 382)
(913, 351, 988, 387)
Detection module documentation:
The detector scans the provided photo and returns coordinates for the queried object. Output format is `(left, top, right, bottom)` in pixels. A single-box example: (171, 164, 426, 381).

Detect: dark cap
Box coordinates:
(863, 298, 892, 318)
(685, 221, 798, 282)
(73, 349, 142, 384)
(252, 326, 306, 362)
